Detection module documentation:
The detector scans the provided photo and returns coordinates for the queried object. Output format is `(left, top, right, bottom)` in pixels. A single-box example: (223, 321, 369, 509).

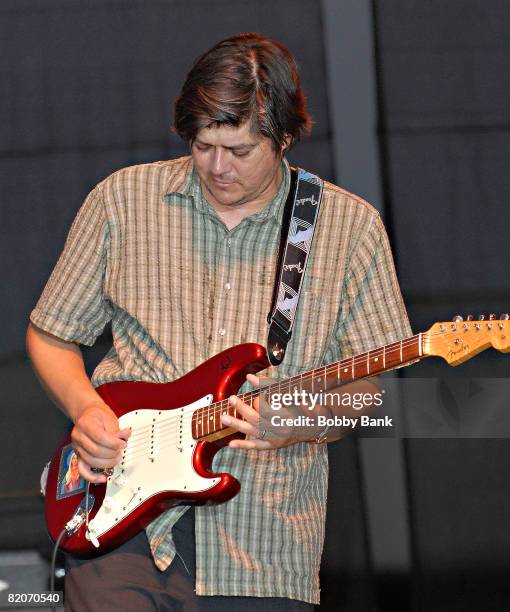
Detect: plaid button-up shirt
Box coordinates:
(31, 156, 411, 604)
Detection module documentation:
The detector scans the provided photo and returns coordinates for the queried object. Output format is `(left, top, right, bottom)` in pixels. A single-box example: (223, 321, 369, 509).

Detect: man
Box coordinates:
(27, 33, 410, 610)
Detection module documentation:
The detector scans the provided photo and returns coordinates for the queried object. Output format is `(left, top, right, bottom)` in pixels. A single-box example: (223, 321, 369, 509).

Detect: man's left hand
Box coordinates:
(220, 374, 301, 450)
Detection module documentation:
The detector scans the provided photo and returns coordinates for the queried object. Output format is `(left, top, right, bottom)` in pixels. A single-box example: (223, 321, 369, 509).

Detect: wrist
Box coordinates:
(67, 389, 110, 424)
(309, 423, 331, 444)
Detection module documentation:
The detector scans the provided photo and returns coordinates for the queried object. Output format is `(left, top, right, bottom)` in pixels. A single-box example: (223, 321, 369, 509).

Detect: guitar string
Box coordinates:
(118, 334, 423, 450)
(119, 324, 495, 453)
(118, 342, 471, 461)
(183, 323, 504, 424)
(113, 325, 502, 454)
(115, 335, 427, 456)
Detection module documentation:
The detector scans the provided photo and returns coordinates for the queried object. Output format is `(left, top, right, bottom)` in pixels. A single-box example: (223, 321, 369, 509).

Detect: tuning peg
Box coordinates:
(478, 314, 486, 320)
(452, 315, 463, 322)
(501, 313, 510, 320)
(466, 314, 474, 321)
(489, 313, 497, 320)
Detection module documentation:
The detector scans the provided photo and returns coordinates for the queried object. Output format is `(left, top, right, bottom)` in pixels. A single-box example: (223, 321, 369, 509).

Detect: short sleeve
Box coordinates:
(333, 213, 412, 358)
(30, 183, 113, 345)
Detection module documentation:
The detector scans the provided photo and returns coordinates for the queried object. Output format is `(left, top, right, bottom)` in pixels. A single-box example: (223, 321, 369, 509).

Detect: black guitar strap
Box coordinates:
(266, 168, 324, 366)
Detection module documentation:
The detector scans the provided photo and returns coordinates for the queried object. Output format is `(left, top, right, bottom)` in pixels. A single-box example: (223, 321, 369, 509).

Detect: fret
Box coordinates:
(383, 345, 386, 369)
(419, 332, 422, 356)
(288, 373, 297, 395)
(316, 368, 322, 391)
(367, 351, 370, 375)
(399, 339, 403, 363)
(351, 356, 354, 380)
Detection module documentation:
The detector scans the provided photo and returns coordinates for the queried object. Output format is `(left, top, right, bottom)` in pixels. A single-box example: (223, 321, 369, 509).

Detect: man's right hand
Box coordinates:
(26, 324, 133, 485)
(71, 402, 132, 484)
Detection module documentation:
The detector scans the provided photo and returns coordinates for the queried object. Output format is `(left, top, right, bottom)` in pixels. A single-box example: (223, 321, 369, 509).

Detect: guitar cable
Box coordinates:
(48, 483, 96, 611)
(49, 527, 67, 612)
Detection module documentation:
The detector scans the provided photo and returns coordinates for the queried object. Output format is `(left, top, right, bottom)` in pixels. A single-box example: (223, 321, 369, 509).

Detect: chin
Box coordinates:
(217, 196, 245, 208)
(210, 188, 244, 205)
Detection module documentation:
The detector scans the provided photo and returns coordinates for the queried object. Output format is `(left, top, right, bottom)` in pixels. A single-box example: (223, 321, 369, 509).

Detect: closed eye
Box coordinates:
(232, 148, 252, 157)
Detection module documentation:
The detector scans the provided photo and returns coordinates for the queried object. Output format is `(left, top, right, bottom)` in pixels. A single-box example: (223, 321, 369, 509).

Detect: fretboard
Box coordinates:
(191, 333, 423, 440)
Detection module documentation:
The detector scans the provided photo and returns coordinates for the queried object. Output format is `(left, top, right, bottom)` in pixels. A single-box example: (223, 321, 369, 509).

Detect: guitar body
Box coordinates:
(44, 343, 270, 556)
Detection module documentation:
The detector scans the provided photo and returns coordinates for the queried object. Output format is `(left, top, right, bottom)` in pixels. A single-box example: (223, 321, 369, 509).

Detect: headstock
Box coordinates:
(423, 313, 510, 365)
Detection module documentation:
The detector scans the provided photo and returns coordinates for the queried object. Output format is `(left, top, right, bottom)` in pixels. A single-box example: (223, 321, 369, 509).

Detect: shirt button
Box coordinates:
(224, 282, 231, 291)
(227, 238, 231, 247)
(218, 328, 226, 336)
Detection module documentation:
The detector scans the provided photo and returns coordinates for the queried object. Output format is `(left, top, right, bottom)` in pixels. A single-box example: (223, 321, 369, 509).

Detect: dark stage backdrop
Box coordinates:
(375, 0, 510, 327)
(375, 2, 510, 611)
(0, 2, 373, 611)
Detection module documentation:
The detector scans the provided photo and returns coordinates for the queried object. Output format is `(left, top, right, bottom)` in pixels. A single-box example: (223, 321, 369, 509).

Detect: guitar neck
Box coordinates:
(192, 333, 424, 441)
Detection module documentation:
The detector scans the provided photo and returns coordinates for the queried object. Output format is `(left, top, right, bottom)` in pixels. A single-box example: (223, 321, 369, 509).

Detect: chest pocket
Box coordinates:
(282, 290, 326, 372)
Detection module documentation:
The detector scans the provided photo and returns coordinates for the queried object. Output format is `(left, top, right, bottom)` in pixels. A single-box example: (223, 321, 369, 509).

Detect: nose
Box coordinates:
(210, 147, 231, 176)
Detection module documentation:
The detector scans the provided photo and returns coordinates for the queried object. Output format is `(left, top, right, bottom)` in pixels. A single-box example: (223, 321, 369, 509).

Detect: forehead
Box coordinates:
(195, 122, 265, 147)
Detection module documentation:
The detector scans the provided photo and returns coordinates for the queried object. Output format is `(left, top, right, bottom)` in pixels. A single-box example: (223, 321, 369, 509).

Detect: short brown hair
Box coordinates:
(174, 32, 312, 151)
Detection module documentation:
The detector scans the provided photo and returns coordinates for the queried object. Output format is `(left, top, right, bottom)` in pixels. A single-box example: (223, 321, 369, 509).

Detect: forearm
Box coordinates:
(26, 322, 105, 423)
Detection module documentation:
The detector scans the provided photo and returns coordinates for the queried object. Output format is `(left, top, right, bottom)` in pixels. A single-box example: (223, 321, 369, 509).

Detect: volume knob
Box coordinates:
(114, 474, 129, 488)
(102, 497, 116, 513)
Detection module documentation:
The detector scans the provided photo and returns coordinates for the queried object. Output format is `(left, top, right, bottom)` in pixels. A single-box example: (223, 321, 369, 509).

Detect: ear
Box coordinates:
(281, 134, 292, 153)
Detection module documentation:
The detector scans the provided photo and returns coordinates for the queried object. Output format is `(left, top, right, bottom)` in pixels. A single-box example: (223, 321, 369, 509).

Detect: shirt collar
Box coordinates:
(164, 156, 291, 225)
(162, 156, 194, 195)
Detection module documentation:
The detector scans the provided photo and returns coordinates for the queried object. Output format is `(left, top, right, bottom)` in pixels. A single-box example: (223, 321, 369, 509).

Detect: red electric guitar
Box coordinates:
(44, 315, 509, 556)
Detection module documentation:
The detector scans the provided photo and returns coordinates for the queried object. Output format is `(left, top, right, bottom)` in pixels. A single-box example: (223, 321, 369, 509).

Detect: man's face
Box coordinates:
(191, 122, 285, 210)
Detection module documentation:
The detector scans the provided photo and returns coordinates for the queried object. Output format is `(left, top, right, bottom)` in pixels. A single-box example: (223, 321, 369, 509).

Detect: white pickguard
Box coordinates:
(87, 394, 218, 540)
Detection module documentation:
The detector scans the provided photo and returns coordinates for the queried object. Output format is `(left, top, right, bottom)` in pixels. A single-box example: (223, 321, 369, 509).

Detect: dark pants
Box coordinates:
(65, 509, 314, 611)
